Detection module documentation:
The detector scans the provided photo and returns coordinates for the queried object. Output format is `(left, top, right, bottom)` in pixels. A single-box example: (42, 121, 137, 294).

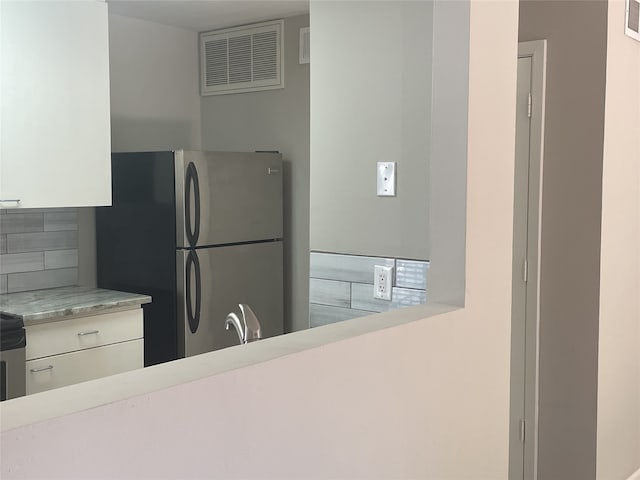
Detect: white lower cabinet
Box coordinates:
(25, 309, 144, 395)
(26, 339, 143, 395)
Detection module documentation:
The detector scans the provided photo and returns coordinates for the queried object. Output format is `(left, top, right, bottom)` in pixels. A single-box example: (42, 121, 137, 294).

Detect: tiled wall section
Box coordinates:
(309, 252, 429, 327)
(0, 209, 78, 294)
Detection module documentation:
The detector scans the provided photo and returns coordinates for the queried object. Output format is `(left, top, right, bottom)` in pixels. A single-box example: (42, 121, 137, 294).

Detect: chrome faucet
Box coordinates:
(224, 304, 262, 345)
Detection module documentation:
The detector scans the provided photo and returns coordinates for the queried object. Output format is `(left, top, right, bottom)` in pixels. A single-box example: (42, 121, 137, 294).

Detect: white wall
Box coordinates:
(596, 1, 640, 478)
(78, 13, 202, 288)
(0, 2, 520, 478)
(309, 0, 433, 261)
(200, 14, 310, 333)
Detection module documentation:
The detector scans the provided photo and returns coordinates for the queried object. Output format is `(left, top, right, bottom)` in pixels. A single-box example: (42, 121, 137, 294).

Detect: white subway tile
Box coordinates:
(7, 231, 77, 253)
(44, 249, 78, 269)
(44, 211, 78, 232)
(351, 283, 426, 312)
(396, 259, 429, 289)
(0, 213, 44, 234)
(7, 268, 77, 293)
(310, 252, 395, 283)
(310, 304, 373, 328)
(309, 278, 351, 308)
(0, 252, 44, 274)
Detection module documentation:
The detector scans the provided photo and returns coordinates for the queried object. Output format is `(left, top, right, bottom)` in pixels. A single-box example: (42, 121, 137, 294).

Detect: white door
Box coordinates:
(509, 40, 546, 480)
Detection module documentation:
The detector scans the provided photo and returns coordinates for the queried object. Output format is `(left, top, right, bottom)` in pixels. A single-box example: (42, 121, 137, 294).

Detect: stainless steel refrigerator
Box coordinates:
(96, 150, 283, 366)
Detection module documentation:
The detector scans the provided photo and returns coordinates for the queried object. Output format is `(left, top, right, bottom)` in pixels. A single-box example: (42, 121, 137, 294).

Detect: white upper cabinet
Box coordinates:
(0, 1, 112, 208)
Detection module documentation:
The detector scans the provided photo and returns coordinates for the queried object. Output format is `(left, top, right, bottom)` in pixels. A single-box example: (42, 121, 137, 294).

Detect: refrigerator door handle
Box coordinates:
(185, 250, 201, 334)
(185, 161, 201, 247)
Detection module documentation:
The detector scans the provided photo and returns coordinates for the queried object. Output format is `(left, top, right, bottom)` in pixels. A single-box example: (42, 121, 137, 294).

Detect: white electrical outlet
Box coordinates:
(374, 265, 393, 301)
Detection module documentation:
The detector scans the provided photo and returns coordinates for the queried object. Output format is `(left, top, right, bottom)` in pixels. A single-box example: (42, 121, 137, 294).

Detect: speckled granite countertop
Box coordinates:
(0, 287, 151, 325)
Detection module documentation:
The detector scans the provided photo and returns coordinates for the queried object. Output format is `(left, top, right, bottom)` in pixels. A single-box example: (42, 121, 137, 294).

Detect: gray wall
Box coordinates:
(78, 13, 202, 288)
(200, 14, 310, 333)
(519, 2, 608, 479)
(426, 0, 469, 306)
(108, 14, 201, 152)
(309, 1, 433, 261)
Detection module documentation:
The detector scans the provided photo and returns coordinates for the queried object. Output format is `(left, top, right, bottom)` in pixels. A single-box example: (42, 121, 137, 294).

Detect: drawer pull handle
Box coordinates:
(77, 330, 100, 336)
(0, 199, 20, 208)
(30, 365, 54, 373)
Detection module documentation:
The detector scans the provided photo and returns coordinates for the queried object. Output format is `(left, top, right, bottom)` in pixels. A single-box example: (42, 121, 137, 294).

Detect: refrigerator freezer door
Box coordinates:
(175, 150, 283, 248)
(97, 151, 179, 367)
(176, 241, 284, 357)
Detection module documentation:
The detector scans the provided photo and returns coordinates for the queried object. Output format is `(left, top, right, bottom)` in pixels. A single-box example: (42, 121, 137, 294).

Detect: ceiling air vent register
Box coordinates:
(200, 20, 284, 96)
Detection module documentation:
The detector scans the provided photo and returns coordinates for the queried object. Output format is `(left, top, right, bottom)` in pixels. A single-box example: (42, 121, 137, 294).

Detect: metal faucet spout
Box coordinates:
(239, 304, 261, 343)
(224, 312, 245, 345)
(224, 304, 262, 345)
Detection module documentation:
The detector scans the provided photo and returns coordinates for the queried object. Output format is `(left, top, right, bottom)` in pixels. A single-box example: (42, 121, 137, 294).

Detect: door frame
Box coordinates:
(509, 39, 547, 480)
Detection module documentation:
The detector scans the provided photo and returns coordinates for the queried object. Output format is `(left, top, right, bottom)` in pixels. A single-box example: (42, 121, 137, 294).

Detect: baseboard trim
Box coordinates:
(628, 466, 640, 480)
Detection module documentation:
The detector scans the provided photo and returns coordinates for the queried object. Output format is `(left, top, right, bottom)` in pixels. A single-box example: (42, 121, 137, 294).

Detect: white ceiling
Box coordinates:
(106, 0, 309, 32)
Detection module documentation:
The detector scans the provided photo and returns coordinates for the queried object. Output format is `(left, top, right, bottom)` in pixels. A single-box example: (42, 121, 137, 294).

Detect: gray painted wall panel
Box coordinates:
(309, 1, 432, 261)
(109, 13, 202, 152)
(427, 0, 469, 306)
(0, 236, 6, 255)
(0, 274, 7, 294)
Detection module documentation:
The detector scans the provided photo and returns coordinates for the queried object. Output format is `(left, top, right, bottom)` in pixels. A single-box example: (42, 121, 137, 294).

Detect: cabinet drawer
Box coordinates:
(26, 339, 143, 395)
(26, 309, 143, 360)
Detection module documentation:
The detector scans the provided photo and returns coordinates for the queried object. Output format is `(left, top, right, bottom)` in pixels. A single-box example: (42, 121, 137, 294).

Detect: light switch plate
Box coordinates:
(377, 162, 396, 197)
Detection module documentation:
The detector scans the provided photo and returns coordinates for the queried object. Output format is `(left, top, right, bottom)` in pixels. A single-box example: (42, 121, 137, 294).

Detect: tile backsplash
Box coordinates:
(309, 252, 429, 328)
(0, 209, 78, 294)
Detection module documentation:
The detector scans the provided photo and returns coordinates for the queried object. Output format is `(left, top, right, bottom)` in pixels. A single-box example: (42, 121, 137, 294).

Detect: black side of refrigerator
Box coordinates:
(96, 151, 178, 366)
